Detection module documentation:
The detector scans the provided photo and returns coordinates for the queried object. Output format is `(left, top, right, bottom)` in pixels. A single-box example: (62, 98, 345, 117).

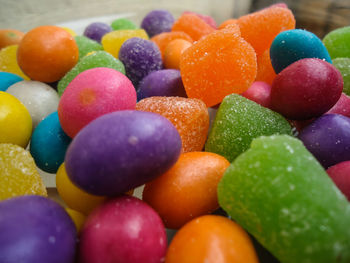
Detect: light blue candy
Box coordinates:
(30, 111, 71, 174)
(0, 72, 23, 91)
(270, 29, 332, 74)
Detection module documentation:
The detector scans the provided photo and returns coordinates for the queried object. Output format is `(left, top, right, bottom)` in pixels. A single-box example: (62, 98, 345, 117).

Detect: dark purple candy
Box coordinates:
(119, 37, 163, 88)
(299, 114, 350, 168)
(137, 69, 186, 100)
(83, 22, 112, 43)
(141, 9, 175, 38)
(0, 195, 76, 263)
(65, 110, 182, 196)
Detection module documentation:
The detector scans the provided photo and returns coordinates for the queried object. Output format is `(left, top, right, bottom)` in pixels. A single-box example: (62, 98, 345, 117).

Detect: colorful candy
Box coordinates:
(111, 18, 138, 30)
(241, 81, 271, 108)
(323, 26, 350, 59)
(83, 22, 112, 43)
(327, 161, 350, 201)
(0, 45, 29, 79)
(163, 39, 192, 69)
(333, 57, 350, 96)
(0, 72, 23, 91)
(141, 9, 175, 37)
(74, 35, 103, 59)
(0, 29, 24, 49)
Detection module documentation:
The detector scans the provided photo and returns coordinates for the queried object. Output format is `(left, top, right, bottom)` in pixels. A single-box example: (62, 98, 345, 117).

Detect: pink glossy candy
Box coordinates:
(327, 161, 350, 201)
(241, 81, 271, 108)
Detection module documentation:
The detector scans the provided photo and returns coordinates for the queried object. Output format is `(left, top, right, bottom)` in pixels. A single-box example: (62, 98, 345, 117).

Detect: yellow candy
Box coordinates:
(101, 29, 149, 58)
(65, 208, 86, 233)
(0, 45, 29, 80)
(0, 92, 32, 147)
(56, 163, 107, 215)
(0, 143, 47, 200)
(61, 27, 77, 36)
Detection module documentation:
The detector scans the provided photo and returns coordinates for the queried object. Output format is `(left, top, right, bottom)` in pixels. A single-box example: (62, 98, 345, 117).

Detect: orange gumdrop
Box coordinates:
(151, 31, 193, 60)
(164, 39, 192, 69)
(143, 152, 230, 229)
(165, 215, 259, 263)
(172, 13, 215, 41)
(237, 6, 295, 56)
(256, 48, 277, 85)
(180, 30, 257, 107)
(136, 96, 209, 153)
(0, 29, 24, 50)
(218, 19, 238, 30)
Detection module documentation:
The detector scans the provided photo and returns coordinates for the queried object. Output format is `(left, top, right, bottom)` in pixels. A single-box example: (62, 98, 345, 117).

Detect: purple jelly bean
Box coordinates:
(141, 9, 175, 38)
(83, 22, 112, 43)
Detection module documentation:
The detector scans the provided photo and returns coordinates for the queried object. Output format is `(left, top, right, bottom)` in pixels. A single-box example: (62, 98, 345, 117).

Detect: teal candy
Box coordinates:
(57, 51, 125, 96)
(30, 112, 71, 174)
(333, 58, 350, 96)
(111, 18, 138, 30)
(205, 94, 292, 162)
(0, 72, 23, 91)
(323, 26, 350, 59)
(74, 35, 103, 59)
(270, 29, 332, 74)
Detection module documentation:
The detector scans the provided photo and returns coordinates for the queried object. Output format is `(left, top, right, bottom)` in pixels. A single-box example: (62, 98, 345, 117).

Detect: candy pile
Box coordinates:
(1, 3, 350, 263)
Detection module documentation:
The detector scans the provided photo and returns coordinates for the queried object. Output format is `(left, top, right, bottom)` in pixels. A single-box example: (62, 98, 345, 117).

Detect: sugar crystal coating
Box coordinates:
(333, 58, 350, 96)
(74, 35, 103, 59)
(323, 26, 350, 59)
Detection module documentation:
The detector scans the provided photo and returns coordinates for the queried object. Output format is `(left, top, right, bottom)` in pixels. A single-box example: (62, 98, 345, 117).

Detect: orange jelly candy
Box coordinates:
(237, 6, 295, 56)
(136, 96, 209, 153)
(164, 39, 192, 69)
(256, 48, 277, 85)
(172, 13, 215, 41)
(180, 30, 257, 107)
(218, 19, 238, 30)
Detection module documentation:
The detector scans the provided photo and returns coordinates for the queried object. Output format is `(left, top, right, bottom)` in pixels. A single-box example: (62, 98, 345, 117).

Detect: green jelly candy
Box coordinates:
(111, 18, 138, 30)
(57, 51, 125, 96)
(333, 57, 350, 96)
(205, 94, 292, 162)
(218, 135, 350, 263)
(323, 26, 350, 59)
(74, 35, 103, 59)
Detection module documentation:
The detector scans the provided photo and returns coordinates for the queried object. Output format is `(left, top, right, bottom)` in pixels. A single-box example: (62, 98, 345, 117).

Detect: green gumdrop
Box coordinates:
(333, 57, 350, 96)
(111, 18, 138, 30)
(218, 135, 350, 263)
(323, 26, 350, 59)
(74, 35, 103, 59)
(57, 51, 125, 96)
(205, 94, 292, 162)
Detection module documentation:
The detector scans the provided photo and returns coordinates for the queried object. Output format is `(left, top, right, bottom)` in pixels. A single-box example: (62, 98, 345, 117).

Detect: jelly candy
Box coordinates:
(111, 18, 137, 30)
(218, 18, 237, 30)
(136, 96, 209, 153)
(74, 35, 103, 59)
(0, 72, 23, 91)
(323, 26, 350, 59)
(256, 48, 276, 85)
(333, 58, 350, 96)
(83, 22, 112, 43)
(163, 39, 192, 69)
(0, 45, 29, 80)
(141, 9, 175, 37)
(218, 135, 350, 263)
(205, 94, 292, 162)
(0, 144, 47, 200)
(0, 29, 24, 49)
(182, 11, 217, 29)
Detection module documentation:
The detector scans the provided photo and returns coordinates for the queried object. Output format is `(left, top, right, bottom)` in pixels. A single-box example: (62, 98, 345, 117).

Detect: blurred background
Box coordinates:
(1, 0, 349, 37)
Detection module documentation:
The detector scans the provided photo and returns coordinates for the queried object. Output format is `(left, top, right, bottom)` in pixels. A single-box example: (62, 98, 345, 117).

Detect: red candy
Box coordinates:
(327, 161, 350, 201)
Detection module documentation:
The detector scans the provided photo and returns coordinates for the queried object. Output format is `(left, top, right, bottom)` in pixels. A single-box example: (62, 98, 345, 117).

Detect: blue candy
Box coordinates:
(0, 72, 23, 91)
(270, 29, 332, 74)
(30, 112, 71, 173)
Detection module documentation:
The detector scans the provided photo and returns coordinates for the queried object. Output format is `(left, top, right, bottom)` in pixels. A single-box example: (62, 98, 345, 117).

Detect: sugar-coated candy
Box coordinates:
(65, 208, 86, 234)
(30, 112, 71, 173)
(6, 80, 60, 128)
(143, 152, 230, 229)
(218, 135, 350, 263)
(0, 72, 23, 91)
(83, 22, 112, 43)
(256, 48, 277, 84)
(237, 6, 295, 56)
(0, 45, 29, 79)
(205, 94, 292, 162)
(137, 69, 186, 100)
(0, 144, 47, 200)
(101, 29, 148, 58)
(141, 9, 175, 38)
(17, 25, 79, 82)
(327, 161, 350, 201)
(79, 196, 167, 263)
(56, 163, 107, 215)
(74, 35, 103, 59)
(327, 93, 350, 118)
(0, 92, 32, 147)
(57, 51, 125, 96)
(0, 29, 24, 49)
(241, 81, 271, 108)
(119, 37, 163, 88)
(270, 58, 343, 120)
(164, 39, 192, 69)
(65, 110, 182, 196)
(136, 96, 209, 152)
(111, 18, 138, 30)
(58, 67, 136, 138)
(323, 26, 350, 59)
(180, 29, 257, 107)
(270, 29, 332, 74)
(333, 58, 350, 96)
(0, 195, 76, 263)
(183, 11, 217, 28)
(298, 114, 350, 168)
(218, 18, 237, 30)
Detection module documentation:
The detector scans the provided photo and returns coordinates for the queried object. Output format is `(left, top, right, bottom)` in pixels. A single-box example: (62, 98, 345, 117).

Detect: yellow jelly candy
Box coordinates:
(61, 27, 77, 36)
(65, 208, 86, 233)
(0, 91, 32, 148)
(101, 29, 148, 58)
(0, 143, 47, 200)
(0, 45, 29, 79)
(56, 163, 107, 215)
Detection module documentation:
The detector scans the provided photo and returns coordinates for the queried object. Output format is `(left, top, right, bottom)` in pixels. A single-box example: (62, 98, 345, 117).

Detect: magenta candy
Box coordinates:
(241, 81, 271, 108)
(58, 67, 136, 138)
(327, 93, 350, 118)
(79, 195, 167, 263)
(327, 161, 350, 201)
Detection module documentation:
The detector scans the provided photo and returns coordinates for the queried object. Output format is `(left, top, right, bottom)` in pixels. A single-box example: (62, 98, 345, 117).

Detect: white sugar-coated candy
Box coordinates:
(7, 80, 60, 128)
